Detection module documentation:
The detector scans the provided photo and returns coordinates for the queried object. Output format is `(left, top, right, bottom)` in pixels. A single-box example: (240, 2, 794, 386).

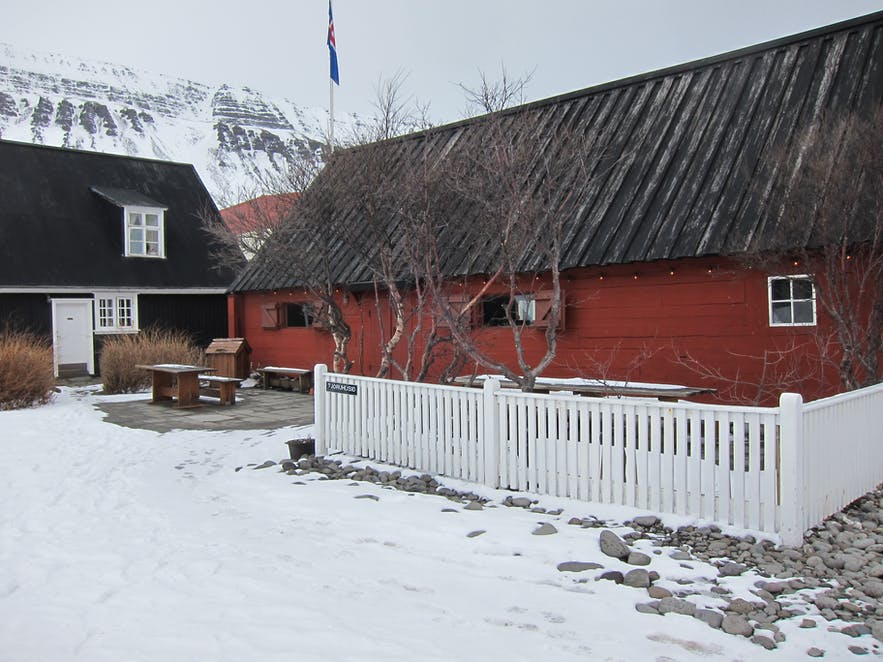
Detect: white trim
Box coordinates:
(94, 292, 140, 334)
(50, 298, 95, 376)
(0, 287, 228, 295)
(123, 205, 166, 258)
(768, 274, 817, 327)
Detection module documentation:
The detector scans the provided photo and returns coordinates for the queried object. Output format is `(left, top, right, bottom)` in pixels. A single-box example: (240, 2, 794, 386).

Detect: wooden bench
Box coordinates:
(259, 367, 312, 394)
(198, 375, 242, 405)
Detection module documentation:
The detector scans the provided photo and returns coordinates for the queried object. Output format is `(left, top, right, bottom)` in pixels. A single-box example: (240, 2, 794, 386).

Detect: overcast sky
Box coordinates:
(2, 1, 882, 124)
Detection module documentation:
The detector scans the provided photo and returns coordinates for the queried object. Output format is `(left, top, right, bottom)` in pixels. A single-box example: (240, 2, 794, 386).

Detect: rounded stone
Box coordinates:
(694, 608, 724, 629)
(599, 570, 624, 584)
(599, 530, 631, 560)
(658, 597, 697, 616)
(721, 613, 754, 637)
(633, 515, 659, 528)
(557, 561, 603, 573)
(627, 551, 652, 566)
(623, 569, 651, 588)
(751, 635, 777, 650)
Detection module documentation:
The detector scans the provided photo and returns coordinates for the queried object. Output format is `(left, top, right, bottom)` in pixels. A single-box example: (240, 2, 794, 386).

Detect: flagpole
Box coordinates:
(329, 78, 335, 152)
(327, 0, 338, 152)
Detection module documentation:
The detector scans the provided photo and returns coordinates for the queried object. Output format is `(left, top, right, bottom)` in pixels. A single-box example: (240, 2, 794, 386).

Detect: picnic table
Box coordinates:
(453, 376, 715, 402)
(137, 364, 214, 408)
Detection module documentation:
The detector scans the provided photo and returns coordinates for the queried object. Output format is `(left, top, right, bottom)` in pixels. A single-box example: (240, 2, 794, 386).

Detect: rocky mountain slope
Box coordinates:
(0, 43, 343, 204)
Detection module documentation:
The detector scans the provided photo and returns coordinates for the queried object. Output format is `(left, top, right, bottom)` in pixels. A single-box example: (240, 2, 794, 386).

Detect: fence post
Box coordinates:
(314, 363, 328, 455)
(483, 379, 500, 487)
(778, 392, 805, 547)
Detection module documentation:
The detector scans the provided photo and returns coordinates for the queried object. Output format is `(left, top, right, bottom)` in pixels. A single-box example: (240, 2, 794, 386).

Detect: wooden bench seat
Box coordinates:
(258, 367, 312, 394)
(198, 375, 242, 405)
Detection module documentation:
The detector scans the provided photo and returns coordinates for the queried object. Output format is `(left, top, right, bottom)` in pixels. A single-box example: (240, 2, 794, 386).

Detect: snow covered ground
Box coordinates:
(0, 386, 860, 660)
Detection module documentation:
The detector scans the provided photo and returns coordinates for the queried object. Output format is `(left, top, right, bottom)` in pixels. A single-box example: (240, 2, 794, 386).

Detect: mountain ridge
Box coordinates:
(0, 42, 343, 204)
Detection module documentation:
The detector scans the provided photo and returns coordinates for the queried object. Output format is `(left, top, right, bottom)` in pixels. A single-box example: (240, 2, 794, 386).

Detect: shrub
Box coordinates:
(0, 329, 55, 410)
(100, 327, 205, 394)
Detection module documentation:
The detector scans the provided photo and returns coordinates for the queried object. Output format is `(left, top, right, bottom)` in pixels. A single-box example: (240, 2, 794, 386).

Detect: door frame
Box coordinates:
(50, 298, 95, 377)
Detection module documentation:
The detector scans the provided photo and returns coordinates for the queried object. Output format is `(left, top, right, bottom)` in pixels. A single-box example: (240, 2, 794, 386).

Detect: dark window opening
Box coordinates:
(286, 303, 315, 328)
(481, 295, 535, 327)
(482, 296, 509, 326)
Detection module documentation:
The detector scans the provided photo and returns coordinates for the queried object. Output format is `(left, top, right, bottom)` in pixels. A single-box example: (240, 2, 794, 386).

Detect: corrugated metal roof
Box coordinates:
(231, 11, 883, 293)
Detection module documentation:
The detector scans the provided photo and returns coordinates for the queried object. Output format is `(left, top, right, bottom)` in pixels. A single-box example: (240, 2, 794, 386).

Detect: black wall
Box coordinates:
(139, 294, 228, 347)
(0, 293, 53, 336)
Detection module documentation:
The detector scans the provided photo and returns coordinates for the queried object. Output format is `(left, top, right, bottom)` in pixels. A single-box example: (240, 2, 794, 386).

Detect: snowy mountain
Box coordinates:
(0, 43, 344, 204)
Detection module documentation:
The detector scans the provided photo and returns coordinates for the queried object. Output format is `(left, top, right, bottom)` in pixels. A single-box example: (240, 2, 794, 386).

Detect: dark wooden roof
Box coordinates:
(90, 186, 168, 209)
(232, 11, 883, 293)
(0, 141, 237, 290)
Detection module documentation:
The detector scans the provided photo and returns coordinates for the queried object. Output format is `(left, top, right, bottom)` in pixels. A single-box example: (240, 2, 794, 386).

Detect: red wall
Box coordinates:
(229, 256, 841, 404)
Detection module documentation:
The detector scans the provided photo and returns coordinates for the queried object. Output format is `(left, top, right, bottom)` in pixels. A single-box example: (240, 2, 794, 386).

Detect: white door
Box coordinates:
(52, 299, 95, 377)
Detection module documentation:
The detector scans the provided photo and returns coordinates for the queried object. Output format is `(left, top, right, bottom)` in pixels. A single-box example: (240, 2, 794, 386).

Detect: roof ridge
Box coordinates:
(351, 9, 883, 149)
(0, 138, 197, 169)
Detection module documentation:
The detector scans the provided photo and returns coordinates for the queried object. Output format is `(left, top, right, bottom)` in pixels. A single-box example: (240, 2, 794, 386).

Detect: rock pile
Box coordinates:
(250, 452, 883, 655)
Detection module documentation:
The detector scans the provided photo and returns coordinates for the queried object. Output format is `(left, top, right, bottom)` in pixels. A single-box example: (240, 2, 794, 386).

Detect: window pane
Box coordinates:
(98, 298, 114, 327)
(145, 214, 159, 227)
(770, 279, 791, 301)
(144, 229, 159, 256)
(771, 302, 792, 324)
(515, 296, 535, 324)
(792, 279, 813, 300)
(129, 212, 143, 226)
(793, 301, 814, 324)
(117, 298, 132, 327)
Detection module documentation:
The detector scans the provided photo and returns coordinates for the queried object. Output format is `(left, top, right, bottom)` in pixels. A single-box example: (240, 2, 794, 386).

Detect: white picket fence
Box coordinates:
(313, 364, 883, 545)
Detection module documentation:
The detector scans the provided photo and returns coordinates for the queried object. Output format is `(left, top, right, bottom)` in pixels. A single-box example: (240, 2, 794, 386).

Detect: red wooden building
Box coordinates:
(228, 12, 882, 404)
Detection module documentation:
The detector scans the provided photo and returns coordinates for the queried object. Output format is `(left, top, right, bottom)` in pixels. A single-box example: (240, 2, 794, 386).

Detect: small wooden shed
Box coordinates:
(205, 337, 251, 378)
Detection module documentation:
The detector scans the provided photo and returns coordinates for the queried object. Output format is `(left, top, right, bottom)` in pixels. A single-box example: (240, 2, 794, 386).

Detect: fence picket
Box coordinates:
(578, 401, 590, 500)
(701, 411, 716, 520)
(635, 403, 649, 510)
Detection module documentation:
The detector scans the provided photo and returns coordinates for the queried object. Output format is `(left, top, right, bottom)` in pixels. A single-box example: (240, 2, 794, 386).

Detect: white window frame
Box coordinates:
(768, 275, 817, 327)
(94, 293, 139, 334)
(124, 206, 165, 258)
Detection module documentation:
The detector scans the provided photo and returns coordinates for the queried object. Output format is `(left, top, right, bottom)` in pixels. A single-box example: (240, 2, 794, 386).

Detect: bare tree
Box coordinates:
(200, 148, 324, 265)
(674, 338, 829, 405)
(459, 64, 535, 115)
(423, 108, 575, 391)
(341, 69, 433, 146)
(262, 174, 355, 373)
(761, 105, 883, 392)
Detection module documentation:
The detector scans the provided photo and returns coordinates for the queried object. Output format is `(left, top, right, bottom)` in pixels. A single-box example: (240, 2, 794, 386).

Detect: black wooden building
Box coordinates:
(0, 141, 238, 376)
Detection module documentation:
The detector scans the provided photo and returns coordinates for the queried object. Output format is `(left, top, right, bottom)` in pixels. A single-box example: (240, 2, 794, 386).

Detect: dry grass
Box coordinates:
(100, 328, 205, 394)
(0, 329, 55, 410)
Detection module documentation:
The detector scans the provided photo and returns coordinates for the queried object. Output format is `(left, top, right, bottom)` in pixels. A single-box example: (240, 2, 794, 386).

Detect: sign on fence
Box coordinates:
(326, 381, 358, 395)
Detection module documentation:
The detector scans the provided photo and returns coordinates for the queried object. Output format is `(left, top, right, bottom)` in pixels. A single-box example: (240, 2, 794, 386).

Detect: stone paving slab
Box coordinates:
(95, 387, 314, 433)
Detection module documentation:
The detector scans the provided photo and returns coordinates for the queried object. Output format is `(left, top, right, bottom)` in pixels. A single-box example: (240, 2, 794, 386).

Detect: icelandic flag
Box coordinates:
(327, 1, 340, 85)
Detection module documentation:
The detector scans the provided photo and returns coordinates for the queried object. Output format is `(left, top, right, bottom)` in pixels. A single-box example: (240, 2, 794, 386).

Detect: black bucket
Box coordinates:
(286, 438, 316, 461)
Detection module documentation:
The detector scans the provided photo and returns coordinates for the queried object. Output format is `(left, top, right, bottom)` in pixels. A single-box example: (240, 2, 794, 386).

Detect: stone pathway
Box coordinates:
(94, 386, 314, 432)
